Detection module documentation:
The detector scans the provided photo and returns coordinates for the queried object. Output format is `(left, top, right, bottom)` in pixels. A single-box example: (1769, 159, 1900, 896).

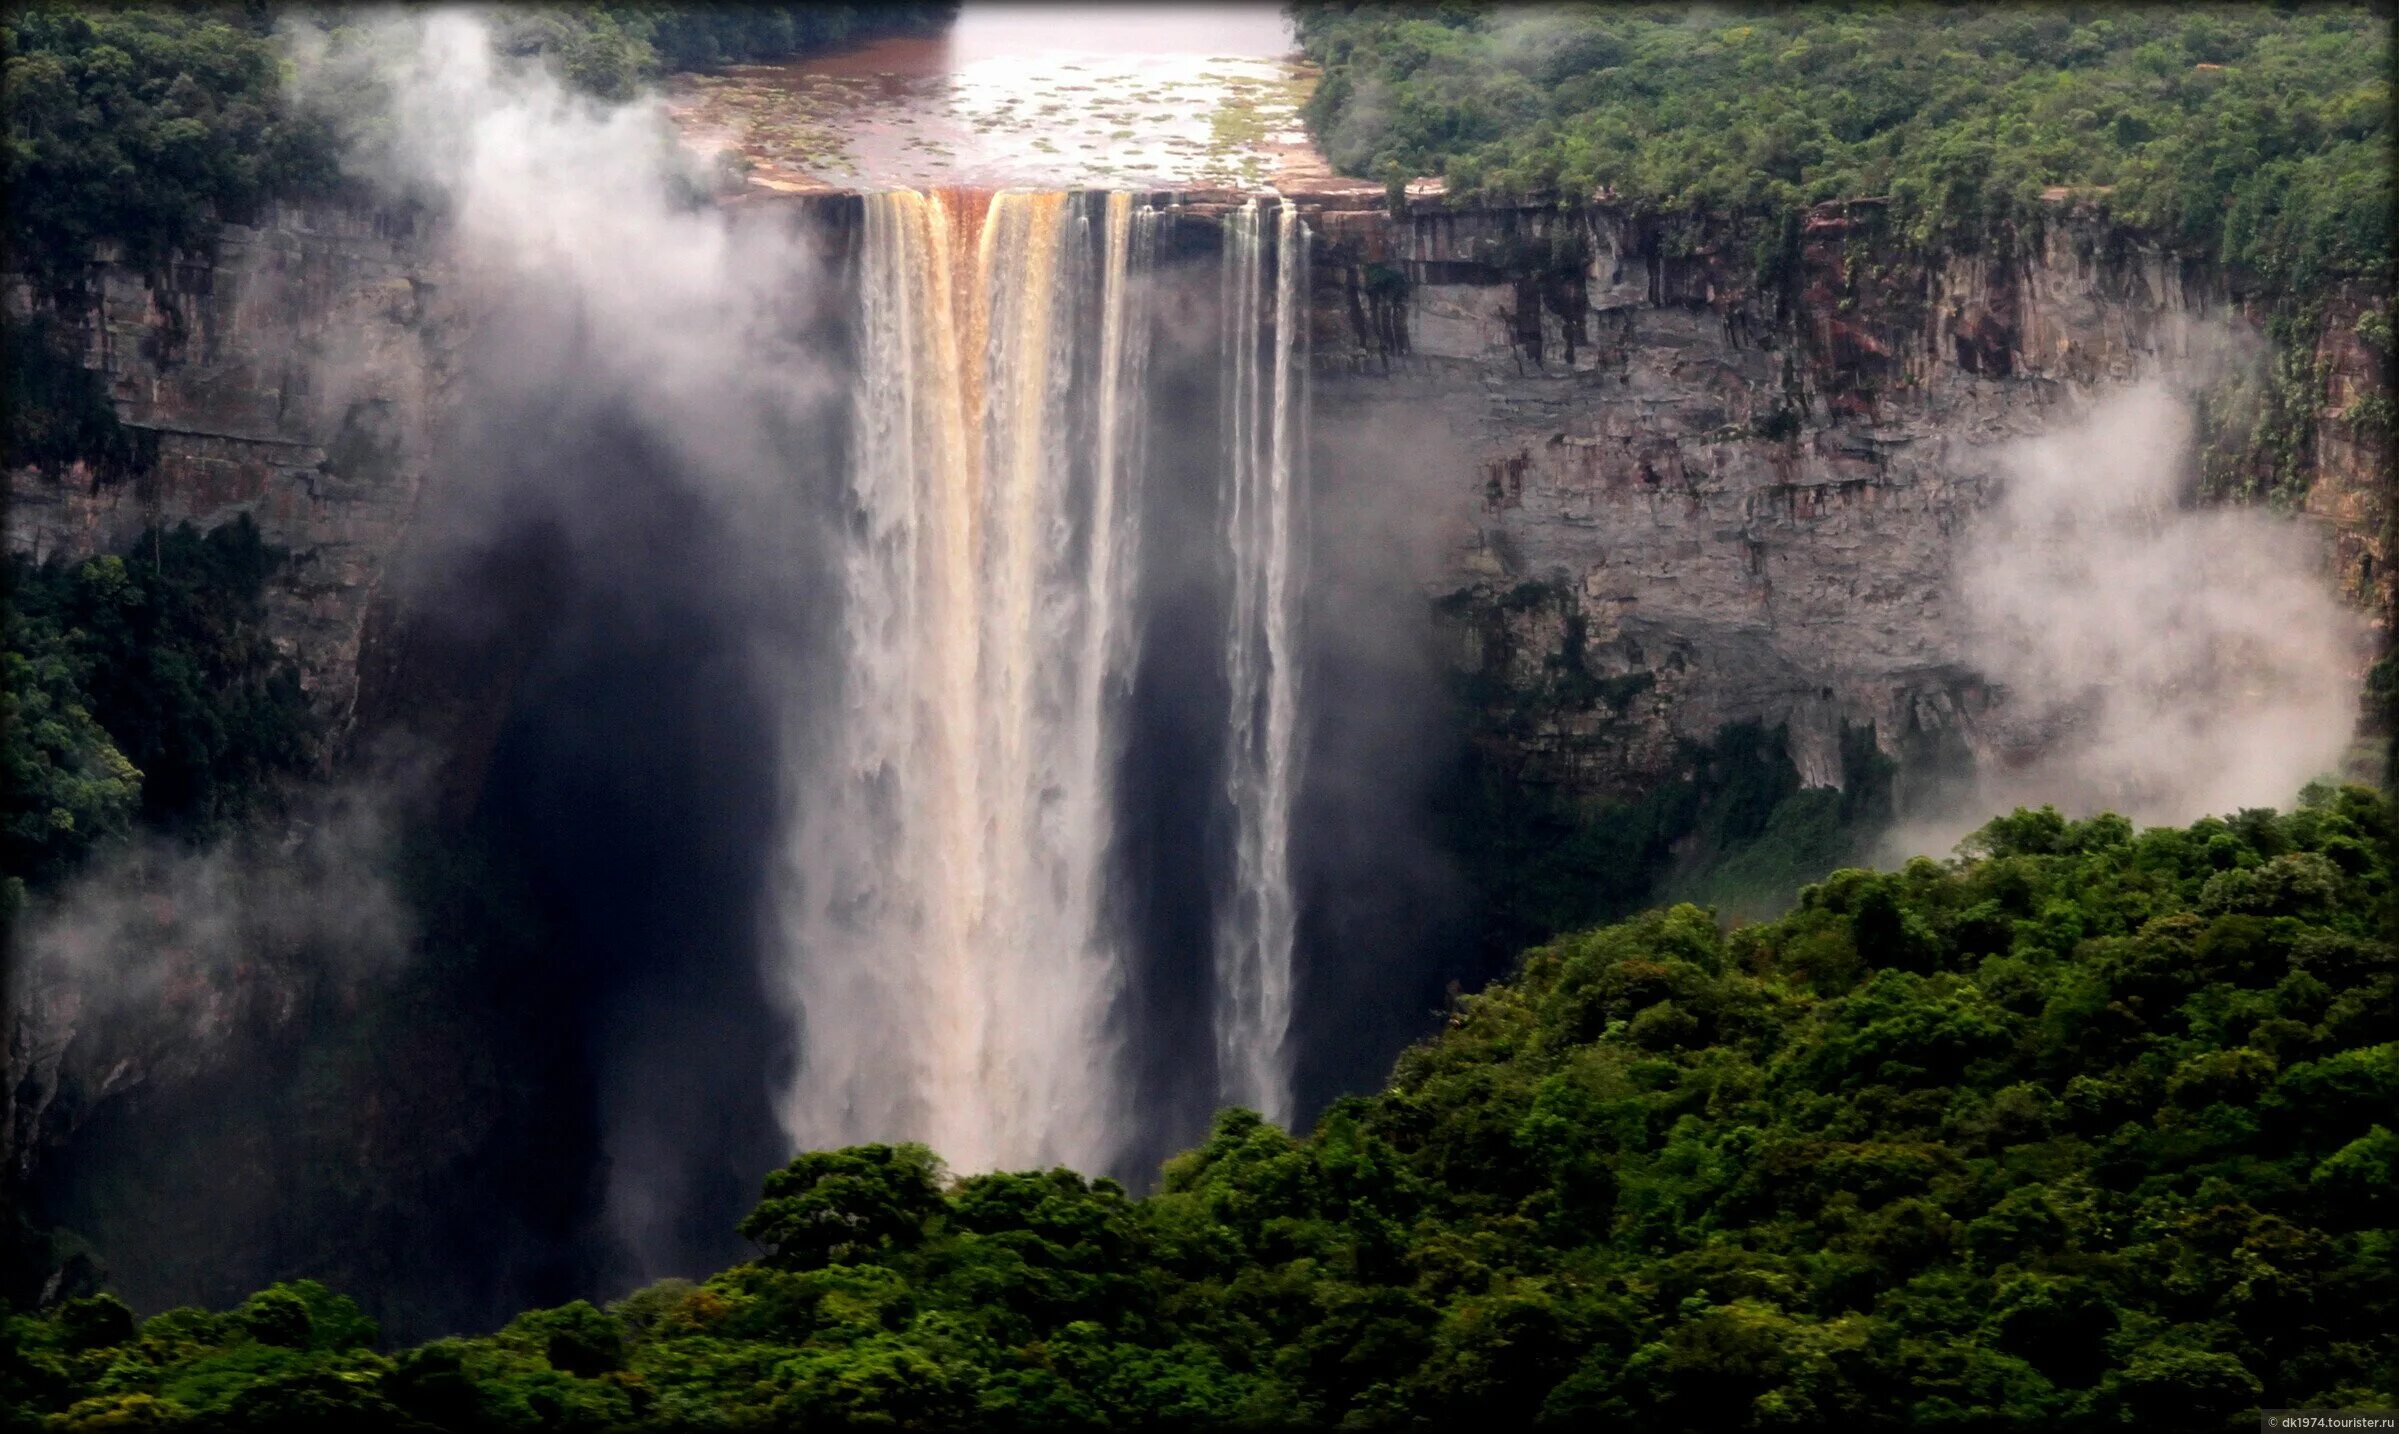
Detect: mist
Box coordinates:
(281, 9, 848, 1286)
(279, 11, 1341, 1284)
(1288, 398, 1481, 1117)
(10, 790, 411, 1033)
(36, 6, 2365, 1338)
(274, 10, 1397, 1276)
(6, 788, 419, 1311)
(1891, 379, 2365, 855)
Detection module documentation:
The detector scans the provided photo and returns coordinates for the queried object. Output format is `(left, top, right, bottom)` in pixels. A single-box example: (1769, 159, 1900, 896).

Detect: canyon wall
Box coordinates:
(4, 187, 2386, 1302)
(4, 200, 452, 1210)
(6, 190, 2387, 810)
(1289, 189, 2391, 802)
(4, 198, 453, 748)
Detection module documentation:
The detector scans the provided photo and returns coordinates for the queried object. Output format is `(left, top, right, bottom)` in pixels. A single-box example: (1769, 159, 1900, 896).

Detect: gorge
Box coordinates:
(3, 4, 2390, 1388)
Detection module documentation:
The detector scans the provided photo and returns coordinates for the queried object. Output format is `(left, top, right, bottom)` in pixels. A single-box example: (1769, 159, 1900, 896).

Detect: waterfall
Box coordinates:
(777, 188, 1313, 1168)
(1213, 199, 1311, 1123)
(778, 190, 1157, 1174)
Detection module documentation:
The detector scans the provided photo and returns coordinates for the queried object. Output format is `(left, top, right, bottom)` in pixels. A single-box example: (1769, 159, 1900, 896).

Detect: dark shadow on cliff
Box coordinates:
(1113, 277, 1234, 1177)
(20, 811, 601, 1343)
(468, 407, 794, 1293)
(1281, 399, 1477, 1124)
(375, 196, 849, 1298)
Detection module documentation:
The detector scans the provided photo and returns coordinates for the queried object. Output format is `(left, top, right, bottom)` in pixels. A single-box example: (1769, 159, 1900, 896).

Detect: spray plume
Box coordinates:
(1902, 380, 2363, 853)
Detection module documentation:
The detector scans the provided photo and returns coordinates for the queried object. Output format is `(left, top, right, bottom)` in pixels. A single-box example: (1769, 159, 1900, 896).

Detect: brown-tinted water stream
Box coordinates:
(666, 2, 1329, 193)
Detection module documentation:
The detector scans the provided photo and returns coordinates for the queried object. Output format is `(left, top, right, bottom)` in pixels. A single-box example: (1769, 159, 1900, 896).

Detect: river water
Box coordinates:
(666, 2, 1319, 191)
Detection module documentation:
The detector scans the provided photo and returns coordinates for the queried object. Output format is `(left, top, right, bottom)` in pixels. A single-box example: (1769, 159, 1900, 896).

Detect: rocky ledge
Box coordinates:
(7, 190, 2387, 810)
(1290, 193, 2390, 800)
(4, 199, 454, 749)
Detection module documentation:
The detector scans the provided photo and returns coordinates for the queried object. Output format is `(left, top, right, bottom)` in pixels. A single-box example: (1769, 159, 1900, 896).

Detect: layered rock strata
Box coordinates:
(1289, 191, 2389, 798)
(4, 199, 452, 747)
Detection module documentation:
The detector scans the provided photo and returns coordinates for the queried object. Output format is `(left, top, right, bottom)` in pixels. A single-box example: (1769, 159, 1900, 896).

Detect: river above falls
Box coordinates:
(664, 2, 1344, 194)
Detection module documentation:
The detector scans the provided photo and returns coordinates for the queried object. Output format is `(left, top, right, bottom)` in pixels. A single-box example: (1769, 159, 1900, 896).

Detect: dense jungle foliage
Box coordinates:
(1292, 2, 2393, 297)
(2, 7, 340, 285)
(1, 519, 316, 901)
(2, 317, 152, 483)
(500, 4, 960, 102)
(5, 788, 2391, 1431)
(1, 5, 954, 288)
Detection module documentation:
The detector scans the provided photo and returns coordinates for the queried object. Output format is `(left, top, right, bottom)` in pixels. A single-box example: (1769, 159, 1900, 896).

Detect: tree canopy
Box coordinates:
(6, 786, 2391, 1430)
(499, 5, 959, 103)
(2, 7, 342, 284)
(2, 5, 957, 287)
(2, 518, 316, 900)
(1292, 2, 2393, 295)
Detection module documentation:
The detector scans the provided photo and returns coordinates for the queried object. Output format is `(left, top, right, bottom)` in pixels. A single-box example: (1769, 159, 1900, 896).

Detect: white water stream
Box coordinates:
(778, 188, 1308, 1170)
(1213, 199, 1310, 1123)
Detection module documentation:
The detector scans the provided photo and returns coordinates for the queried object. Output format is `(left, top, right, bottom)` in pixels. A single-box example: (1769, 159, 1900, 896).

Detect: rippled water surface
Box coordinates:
(666, 3, 1326, 192)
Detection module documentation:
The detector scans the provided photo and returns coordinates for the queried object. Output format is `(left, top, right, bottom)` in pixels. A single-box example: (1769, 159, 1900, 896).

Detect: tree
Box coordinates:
(738, 1143, 948, 1270)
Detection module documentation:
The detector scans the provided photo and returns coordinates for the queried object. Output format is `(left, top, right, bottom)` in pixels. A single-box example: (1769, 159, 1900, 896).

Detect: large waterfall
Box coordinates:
(777, 188, 1310, 1173)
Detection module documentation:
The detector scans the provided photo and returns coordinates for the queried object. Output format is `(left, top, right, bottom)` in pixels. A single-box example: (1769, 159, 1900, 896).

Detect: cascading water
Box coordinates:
(778, 189, 1157, 1173)
(1213, 199, 1311, 1124)
(777, 187, 1310, 1172)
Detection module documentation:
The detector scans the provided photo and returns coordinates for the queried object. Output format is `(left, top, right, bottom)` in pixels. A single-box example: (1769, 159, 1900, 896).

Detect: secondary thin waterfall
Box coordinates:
(1214, 199, 1311, 1124)
(778, 190, 1157, 1173)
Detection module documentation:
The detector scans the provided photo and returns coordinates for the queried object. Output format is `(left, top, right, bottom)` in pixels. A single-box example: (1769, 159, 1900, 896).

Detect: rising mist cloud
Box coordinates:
(6, 789, 414, 1190)
(1910, 380, 2364, 851)
(280, 8, 847, 1281)
(283, 9, 834, 517)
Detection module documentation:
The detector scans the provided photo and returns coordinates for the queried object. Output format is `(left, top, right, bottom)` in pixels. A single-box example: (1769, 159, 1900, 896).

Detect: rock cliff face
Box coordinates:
(4, 198, 454, 747)
(1292, 192, 2390, 801)
(5, 191, 2385, 808)
(3, 201, 454, 1236)
(2311, 284, 2393, 613)
(2, 186, 2385, 1306)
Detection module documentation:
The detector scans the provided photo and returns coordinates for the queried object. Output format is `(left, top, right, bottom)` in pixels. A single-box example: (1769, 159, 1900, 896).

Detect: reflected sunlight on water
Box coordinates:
(665, 2, 1328, 192)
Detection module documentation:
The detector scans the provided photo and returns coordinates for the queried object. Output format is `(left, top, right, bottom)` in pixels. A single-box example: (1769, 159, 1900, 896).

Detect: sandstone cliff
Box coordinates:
(3, 200, 452, 1219)
(3, 186, 2386, 1307)
(5, 198, 454, 746)
(1290, 190, 2390, 802)
(6, 190, 2386, 810)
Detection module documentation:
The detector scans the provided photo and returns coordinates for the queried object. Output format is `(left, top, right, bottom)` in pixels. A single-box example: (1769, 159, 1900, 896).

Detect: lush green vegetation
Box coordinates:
(7, 787, 2389, 1430)
(0, 518, 598, 1333)
(499, 5, 960, 102)
(2, 5, 956, 284)
(1293, 3, 2392, 296)
(3, 519, 342, 1315)
(2, 519, 316, 899)
(2, 7, 342, 288)
(1441, 717, 1895, 976)
(3, 316, 156, 482)
(1434, 582, 1901, 966)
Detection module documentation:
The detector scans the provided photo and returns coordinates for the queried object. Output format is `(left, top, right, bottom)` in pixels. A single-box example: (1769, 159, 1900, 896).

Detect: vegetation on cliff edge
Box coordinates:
(2, 518, 316, 899)
(1292, 2, 2392, 298)
(2, 5, 957, 287)
(494, 5, 960, 103)
(3, 7, 342, 286)
(5, 787, 2391, 1430)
